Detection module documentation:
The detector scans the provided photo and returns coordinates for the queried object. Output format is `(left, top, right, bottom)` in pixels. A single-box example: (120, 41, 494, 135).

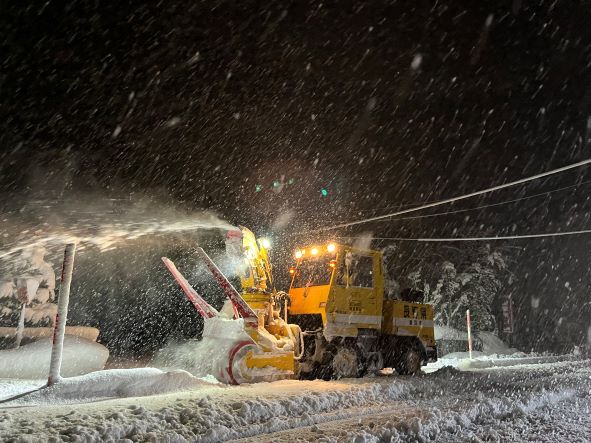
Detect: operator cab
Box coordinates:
(287, 243, 384, 330)
(289, 244, 337, 289)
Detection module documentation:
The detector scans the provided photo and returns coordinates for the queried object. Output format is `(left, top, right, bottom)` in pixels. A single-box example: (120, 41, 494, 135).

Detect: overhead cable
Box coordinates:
(312, 158, 591, 232)
(365, 178, 591, 223)
(339, 228, 591, 242)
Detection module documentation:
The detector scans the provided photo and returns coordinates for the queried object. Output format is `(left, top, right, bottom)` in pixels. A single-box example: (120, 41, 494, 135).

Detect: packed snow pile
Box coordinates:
(0, 325, 99, 342)
(478, 331, 519, 354)
(152, 316, 252, 378)
(435, 325, 518, 355)
(0, 335, 108, 379)
(0, 367, 219, 406)
(425, 327, 573, 371)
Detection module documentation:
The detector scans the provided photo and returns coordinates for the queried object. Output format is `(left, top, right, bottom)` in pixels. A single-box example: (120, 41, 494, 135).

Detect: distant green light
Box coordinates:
(288, 178, 295, 185)
(255, 184, 262, 192)
(321, 188, 328, 197)
(272, 180, 280, 188)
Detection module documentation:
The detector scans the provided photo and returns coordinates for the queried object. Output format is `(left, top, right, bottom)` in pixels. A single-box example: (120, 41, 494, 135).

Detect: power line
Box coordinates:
(310, 158, 591, 232)
(366, 178, 591, 223)
(339, 228, 591, 242)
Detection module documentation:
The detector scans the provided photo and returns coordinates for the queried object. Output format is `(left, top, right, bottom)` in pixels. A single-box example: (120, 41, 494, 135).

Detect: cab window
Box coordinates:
(337, 253, 374, 288)
(293, 258, 333, 287)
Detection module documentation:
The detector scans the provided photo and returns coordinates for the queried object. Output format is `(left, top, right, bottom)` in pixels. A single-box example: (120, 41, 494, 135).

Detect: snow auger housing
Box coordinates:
(162, 227, 300, 384)
(288, 242, 437, 378)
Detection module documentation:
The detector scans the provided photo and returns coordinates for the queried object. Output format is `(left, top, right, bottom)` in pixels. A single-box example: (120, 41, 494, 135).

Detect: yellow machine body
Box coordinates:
(382, 300, 436, 349)
(288, 243, 437, 359)
(216, 232, 436, 382)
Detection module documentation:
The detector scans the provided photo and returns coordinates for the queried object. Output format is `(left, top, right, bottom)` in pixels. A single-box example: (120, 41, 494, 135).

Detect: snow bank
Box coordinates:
(465, 354, 580, 369)
(0, 336, 108, 379)
(1, 367, 219, 406)
(426, 330, 538, 372)
(436, 326, 521, 357)
(426, 349, 579, 372)
(478, 331, 519, 354)
(0, 326, 100, 342)
(0, 379, 42, 400)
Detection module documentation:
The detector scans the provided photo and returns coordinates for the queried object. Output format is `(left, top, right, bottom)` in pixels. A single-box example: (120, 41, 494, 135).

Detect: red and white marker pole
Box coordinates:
(466, 309, 473, 359)
(47, 243, 76, 387)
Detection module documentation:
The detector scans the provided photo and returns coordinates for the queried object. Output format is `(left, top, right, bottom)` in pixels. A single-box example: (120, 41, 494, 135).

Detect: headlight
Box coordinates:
(259, 238, 271, 249)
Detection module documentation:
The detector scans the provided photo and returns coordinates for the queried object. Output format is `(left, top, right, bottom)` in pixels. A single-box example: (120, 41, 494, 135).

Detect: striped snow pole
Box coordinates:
(47, 243, 77, 387)
(14, 303, 26, 348)
(466, 309, 473, 359)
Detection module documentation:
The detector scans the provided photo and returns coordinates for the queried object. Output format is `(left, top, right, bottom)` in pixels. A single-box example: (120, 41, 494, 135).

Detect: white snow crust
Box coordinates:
(152, 316, 252, 380)
(1, 367, 217, 406)
(0, 336, 108, 379)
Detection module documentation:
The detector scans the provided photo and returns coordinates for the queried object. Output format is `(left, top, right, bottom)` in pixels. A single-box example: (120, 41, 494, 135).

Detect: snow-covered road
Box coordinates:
(1, 360, 590, 442)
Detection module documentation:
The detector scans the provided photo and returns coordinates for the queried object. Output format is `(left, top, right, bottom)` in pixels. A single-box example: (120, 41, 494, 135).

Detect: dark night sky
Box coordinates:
(1, 0, 590, 350)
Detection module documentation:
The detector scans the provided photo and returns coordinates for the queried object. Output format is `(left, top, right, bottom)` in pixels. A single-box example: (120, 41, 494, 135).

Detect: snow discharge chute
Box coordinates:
(161, 257, 219, 319)
(194, 247, 259, 327)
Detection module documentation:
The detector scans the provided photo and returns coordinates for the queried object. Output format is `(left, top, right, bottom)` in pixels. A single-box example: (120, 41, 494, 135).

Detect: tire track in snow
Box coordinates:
(229, 363, 591, 442)
(230, 384, 581, 442)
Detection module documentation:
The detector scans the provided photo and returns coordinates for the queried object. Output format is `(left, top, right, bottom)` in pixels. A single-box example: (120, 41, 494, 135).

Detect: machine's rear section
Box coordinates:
(288, 242, 437, 378)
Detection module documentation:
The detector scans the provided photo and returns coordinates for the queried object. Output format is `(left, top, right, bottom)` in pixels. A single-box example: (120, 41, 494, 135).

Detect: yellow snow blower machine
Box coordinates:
(162, 228, 436, 384)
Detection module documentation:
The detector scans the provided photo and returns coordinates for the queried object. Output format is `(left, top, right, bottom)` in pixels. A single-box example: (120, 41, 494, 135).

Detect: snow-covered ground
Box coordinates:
(0, 329, 587, 442)
(1, 359, 589, 442)
(426, 329, 578, 372)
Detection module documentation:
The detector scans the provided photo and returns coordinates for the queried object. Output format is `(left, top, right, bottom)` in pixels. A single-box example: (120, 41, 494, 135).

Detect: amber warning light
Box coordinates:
(294, 243, 336, 259)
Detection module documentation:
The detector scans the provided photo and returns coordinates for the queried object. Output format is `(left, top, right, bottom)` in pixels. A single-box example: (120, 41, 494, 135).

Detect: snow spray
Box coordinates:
(0, 197, 235, 265)
(47, 243, 76, 386)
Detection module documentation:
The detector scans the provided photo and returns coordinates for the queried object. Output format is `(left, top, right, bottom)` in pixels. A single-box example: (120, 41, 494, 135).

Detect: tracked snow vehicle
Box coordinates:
(162, 228, 436, 383)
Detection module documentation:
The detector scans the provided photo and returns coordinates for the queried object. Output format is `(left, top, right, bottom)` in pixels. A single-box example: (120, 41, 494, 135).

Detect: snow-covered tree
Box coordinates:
(404, 245, 511, 332)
